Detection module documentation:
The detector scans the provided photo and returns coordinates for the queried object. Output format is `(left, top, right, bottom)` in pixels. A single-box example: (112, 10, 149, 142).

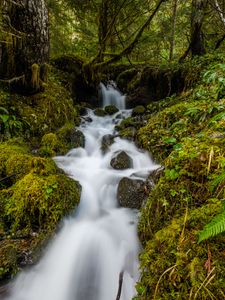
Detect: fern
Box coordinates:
(210, 173, 225, 192)
(198, 210, 225, 243)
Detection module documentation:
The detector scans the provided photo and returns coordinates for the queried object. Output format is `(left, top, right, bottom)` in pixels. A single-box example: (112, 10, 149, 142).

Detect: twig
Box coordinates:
(116, 271, 124, 300)
(0, 74, 25, 84)
(0, 174, 16, 182)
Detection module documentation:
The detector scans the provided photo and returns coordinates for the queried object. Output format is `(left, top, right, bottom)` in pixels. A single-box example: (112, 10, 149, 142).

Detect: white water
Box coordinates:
(7, 84, 159, 300)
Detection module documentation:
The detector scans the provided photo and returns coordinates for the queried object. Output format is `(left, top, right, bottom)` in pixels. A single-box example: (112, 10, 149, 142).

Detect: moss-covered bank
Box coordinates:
(136, 54, 225, 299)
(0, 67, 82, 281)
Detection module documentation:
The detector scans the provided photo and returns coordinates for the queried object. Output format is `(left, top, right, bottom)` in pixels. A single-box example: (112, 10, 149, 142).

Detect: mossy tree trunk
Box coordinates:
(180, 0, 208, 60)
(0, 0, 49, 93)
(190, 0, 208, 56)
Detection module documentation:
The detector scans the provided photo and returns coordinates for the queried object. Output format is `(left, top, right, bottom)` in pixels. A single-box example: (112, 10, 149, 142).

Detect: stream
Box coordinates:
(6, 83, 158, 300)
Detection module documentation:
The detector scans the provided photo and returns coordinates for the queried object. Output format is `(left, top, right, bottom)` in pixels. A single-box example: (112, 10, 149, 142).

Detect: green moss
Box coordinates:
(132, 105, 146, 116)
(0, 140, 32, 184)
(39, 133, 61, 157)
(138, 201, 225, 300)
(104, 105, 119, 115)
(58, 122, 85, 153)
(0, 67, 80, 146)
(94, 108, 107, 117)
(137, 55, 225, 300)
(3, 173, 80, 233)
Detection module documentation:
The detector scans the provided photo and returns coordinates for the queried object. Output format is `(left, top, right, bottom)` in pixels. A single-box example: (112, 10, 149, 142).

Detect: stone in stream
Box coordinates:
(94, 108, 107, 117)
(117, 177, 147, 209)
(110, 151, 133, 170)
(64, 128, 85, 148)
(101, 134, 115, 154)
(104, 105, 119, 115)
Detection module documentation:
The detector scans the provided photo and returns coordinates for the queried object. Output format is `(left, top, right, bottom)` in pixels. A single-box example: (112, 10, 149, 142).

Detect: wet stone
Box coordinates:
(117, 177, 147, 209)
(101, 134, 115, 154)
(110, 151, 133, 170)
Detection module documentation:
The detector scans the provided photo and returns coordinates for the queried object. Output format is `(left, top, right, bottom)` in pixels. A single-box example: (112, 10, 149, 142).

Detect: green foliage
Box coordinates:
(198, 209, 225, 243)
(137, 56, 225, 299)
(0, 106, 26, 139)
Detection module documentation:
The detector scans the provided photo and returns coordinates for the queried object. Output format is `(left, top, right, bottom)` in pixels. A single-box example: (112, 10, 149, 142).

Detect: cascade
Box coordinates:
(6, 83, 158, 300)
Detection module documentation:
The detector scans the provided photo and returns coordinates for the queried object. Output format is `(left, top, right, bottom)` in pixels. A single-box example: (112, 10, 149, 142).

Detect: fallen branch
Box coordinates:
(0, 174, 16, 183)
(0, 74, 25, 85)
(116, 271, 124, 300)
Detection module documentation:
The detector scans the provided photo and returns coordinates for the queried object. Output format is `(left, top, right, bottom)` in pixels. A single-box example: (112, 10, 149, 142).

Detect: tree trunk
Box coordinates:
(169, 0, 178, 61)
(190, 0, 208, 56)
(0, 0, 49, 93)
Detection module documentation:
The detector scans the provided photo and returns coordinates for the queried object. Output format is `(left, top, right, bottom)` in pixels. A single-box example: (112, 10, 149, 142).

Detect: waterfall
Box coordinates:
(99, 81, 126, 110)
(6, 84, 158, 300)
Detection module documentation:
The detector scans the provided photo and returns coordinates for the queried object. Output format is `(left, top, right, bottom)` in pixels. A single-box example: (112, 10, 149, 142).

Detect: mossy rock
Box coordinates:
(118, 127, 137, 142)
(3, 173, 81, 233)
(0, 141, 32, 186)
(104, 105, 119, 115)
(58, 123, 85, 153)
(94, 108, 107, 117)
(39, 132, 62, 157)
(132, 105, 146, 116)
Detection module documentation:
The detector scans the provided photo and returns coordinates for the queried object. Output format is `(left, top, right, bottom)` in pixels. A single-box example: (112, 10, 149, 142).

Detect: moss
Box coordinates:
(132, 105, 146, 116)
(3, 172, 80, 233)
(104, 105, 119, 115)
(0, 140, 31, 184)
(58, 122, 85, 154)
(94, 108, 107, 117)
(138, 201, 225, 300)
(0, 66, 79, 146)
(39, 133, 61, 157)
(137, 55, 225, 300)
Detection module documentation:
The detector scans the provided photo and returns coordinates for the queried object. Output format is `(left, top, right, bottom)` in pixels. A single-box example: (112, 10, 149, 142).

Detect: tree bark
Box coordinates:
(0, 0, 49, 92)
(169, 0, 178, 61)
(190, 0, 208, 56)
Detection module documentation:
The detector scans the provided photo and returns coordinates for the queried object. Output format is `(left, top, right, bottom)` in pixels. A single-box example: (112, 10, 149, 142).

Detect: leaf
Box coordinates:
(163, 137, 177, 144)
(0, 107, 9, 114)
(198, 211, 225, 243)
(0, 114, 9, 123)
(173, 143, 183, 151)
(165, 169, 179, 180)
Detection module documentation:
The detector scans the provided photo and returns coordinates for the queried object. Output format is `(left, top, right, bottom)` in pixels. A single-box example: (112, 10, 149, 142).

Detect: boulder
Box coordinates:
(94, 108, 107, 117)
(101, 134, 114, 153)
(59, 125, 85, 149)
(110, 151, 133, 170)
(132, 105, 146, 116)
(104, 105, 119, 115)
(117, 177, 147, 209)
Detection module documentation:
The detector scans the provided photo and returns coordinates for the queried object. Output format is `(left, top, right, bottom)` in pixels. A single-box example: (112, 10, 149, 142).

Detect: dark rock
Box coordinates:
(101, 134, 114, 153)
(104, 105, 119, 115)
(110, 151, 133, 170)
(117, 177, 147, 209)
(94, 108, 107, 117)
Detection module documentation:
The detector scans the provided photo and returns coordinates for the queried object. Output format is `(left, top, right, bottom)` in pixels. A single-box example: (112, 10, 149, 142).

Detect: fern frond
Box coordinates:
(198, 211, 225, 243)
(209, 111, 225, 124)
(210, 173, 225, 192)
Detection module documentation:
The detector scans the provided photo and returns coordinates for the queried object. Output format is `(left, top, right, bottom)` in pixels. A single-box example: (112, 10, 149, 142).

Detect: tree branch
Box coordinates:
(94, 0, 167, 68)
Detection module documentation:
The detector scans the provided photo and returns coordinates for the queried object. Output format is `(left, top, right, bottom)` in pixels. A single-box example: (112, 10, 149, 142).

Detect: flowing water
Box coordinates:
(6, 83, 158, 300)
